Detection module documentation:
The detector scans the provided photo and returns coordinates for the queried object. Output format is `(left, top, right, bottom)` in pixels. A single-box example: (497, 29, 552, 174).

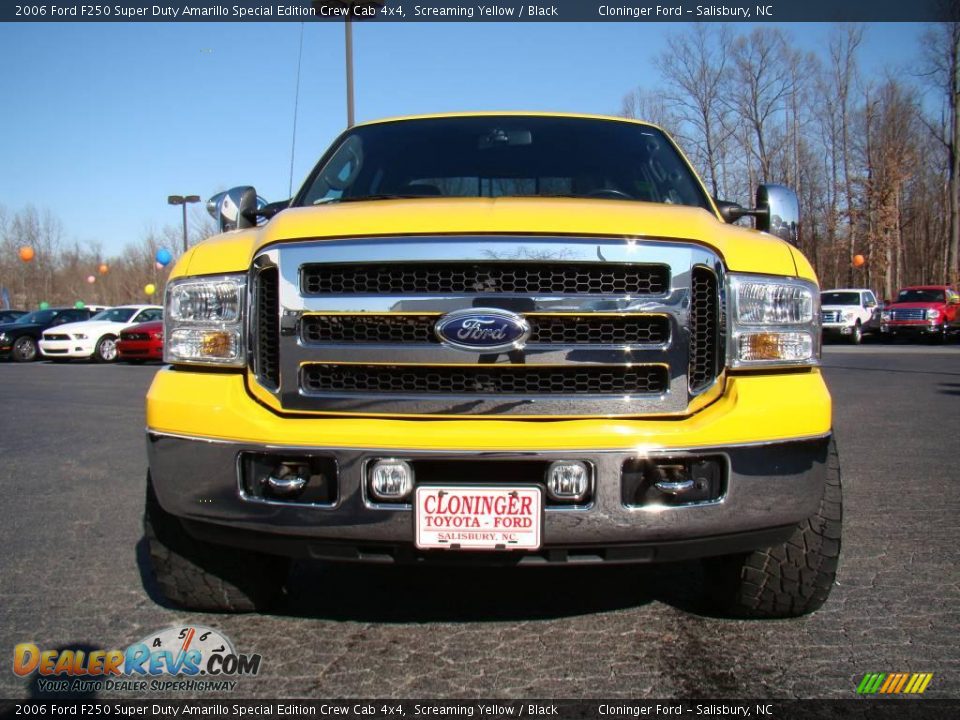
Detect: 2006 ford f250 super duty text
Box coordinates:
(144, 113, 841, 617)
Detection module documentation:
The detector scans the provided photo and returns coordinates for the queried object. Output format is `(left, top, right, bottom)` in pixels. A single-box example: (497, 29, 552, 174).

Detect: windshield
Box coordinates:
(821, 292, 860, 306)
(297, 116, 711, 209)
(16, 309, 58, 324)
(897, 289, 945, 303)
(91, 308, 136, 323)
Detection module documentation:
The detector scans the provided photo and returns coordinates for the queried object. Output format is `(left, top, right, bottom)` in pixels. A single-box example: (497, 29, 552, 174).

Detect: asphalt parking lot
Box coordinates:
(0, 344, 957, 700)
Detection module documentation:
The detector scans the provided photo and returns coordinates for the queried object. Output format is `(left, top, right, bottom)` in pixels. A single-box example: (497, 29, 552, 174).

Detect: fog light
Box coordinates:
(546, 461, 589, 502)
(369, 459, 414, 501)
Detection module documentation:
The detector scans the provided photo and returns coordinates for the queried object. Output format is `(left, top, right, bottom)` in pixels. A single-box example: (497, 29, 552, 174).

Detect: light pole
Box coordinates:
(167, 195, 200, 253)
(345, 18, 354, 127)
(312, 1, 385, 128)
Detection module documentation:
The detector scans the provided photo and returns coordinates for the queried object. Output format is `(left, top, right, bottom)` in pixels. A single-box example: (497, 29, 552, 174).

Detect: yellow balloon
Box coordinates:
(144, 283, 157, 296)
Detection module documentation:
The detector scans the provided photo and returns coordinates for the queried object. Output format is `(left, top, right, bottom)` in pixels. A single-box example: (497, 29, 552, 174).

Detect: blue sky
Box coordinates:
(0, 21, 930, 257)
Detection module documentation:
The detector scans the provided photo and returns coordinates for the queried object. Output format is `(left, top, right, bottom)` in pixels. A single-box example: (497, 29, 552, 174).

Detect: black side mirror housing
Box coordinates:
(207, 187, 266, 233)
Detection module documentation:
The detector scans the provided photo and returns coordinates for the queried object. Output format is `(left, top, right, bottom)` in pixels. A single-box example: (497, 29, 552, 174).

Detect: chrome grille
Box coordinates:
(302, 364, 668, 396)
(890, 309, 925, 321)
(300, 314, 669, 346)
(255, 267, 280, 389)
(821, 310, 842, 323)
(251, 236, 725, 417)
(301, 262, 669, 296)
(688, 268, 719, 392)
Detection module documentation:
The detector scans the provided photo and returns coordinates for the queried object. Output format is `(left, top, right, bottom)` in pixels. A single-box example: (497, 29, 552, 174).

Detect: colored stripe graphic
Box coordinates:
(857, 673, 933, 694)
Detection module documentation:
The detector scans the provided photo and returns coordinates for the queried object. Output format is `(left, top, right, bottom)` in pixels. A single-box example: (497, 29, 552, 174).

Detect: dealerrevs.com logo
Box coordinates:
(13, 626, 260, 693)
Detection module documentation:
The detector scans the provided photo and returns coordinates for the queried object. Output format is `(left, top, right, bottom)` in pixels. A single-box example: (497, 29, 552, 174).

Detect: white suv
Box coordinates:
(820, 288, 881, 344)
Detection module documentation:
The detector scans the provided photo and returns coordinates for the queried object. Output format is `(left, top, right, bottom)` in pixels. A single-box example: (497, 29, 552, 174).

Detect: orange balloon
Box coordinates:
(853, 254, 865, 268)
(18, 246, 34, 262)
(98, 263, 109, 275)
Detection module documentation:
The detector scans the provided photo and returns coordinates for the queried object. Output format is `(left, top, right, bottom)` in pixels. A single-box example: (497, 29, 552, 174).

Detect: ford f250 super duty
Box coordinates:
(144, 113, 840, 618)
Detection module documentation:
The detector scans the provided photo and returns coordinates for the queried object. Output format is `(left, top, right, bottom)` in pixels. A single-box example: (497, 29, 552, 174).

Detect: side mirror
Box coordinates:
(206, 186, 266, 233)
(755, 184, 799, 245)
(866, 300, 877, 309)
(714, 199, 747, 224)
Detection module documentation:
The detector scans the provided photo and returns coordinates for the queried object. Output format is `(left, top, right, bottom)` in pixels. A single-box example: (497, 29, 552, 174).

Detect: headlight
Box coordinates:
(843, 310, 857, 321)
(0, 332, 8, 343)
(926, 308, 941, 320)
(151, 331, 164, 341)
(881, 311, 892, 321)
(727, 274, 819, 368)
(72, 333, 87, 340)
(164, 275, 246, 366)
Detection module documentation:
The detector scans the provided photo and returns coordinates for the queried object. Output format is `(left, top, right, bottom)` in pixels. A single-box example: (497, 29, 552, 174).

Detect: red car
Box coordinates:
(117, 320, 163, 362)
(881, 285, 960, 342)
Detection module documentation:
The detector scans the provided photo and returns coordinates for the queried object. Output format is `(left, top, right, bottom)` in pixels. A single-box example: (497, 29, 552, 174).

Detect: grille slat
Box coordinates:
(688, 267, 719, 392)
(890, 309, 925, 321)
(301, 314, 669, 346)
(302, 364, 668, 396)
(256, 267, 280, 389)
(301, 263, 669, 296)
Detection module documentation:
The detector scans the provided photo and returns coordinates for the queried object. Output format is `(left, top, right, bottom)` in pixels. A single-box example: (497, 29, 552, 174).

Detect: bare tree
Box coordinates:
(727, 28, 797, 186)
(918, 19, 960, 284)
(656, 25, 734, 198)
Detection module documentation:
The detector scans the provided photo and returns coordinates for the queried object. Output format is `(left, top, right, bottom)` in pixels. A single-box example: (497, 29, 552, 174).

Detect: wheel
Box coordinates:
(702, 438, 842, 618)
(12, 336, 37, 362)
(144, 478, 289, 612)
(849, 322, 862, 345)
(93, 336, 118, 363)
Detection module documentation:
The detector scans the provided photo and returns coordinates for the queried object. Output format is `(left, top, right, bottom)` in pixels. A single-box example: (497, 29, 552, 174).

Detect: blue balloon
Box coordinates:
(156, 248, 173, 266)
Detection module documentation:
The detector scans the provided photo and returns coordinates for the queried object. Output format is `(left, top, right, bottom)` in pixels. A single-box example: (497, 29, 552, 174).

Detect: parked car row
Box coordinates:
(820, 284, 960, 344)
(0, 305, 163, 362)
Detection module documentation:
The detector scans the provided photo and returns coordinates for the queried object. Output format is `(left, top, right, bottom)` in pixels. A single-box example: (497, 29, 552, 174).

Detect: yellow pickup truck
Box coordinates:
(144, 112, 840, 617)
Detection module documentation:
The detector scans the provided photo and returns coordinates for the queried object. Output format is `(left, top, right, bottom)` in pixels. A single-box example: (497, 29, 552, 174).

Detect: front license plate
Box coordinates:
(415, 485, 542, 551)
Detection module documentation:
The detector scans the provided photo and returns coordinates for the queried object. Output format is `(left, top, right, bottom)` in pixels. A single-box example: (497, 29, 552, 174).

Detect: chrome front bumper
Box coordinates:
(147, 432, 829, 563)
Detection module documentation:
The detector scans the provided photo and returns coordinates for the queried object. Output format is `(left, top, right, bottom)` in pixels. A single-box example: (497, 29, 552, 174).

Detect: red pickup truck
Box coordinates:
(881, 285, 960, 342)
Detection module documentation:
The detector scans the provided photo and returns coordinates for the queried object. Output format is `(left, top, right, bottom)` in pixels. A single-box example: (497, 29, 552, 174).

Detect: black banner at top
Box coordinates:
(2, 0, 956, 22)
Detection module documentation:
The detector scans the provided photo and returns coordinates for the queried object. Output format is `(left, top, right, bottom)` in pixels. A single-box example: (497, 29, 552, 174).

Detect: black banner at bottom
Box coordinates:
(2, 699, 960, 720)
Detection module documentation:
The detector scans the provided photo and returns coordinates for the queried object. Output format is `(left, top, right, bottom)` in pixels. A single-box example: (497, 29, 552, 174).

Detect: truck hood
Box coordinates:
(176, 198, 807, 280)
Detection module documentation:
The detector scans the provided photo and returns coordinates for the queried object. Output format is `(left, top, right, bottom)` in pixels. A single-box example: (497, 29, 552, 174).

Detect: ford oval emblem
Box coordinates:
(435, 309, 531, 352)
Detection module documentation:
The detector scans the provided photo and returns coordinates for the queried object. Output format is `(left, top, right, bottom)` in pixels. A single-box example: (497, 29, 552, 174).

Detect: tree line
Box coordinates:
(0, 205, 215, 310)
(622, 22, 959, 299)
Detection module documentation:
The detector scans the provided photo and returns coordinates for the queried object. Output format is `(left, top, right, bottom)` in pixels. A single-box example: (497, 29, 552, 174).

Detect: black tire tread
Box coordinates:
(704, 438, 842, 618)
(144, 482, 288, 612)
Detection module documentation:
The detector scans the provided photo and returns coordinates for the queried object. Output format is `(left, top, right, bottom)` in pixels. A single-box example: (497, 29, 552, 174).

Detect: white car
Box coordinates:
(39, 305, 163, 362)
(820, 288, 881, 344)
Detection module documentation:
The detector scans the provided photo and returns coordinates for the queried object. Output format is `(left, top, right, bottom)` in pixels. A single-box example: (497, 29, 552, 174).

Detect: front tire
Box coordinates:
(93, 336, 118, 362)
(144, 479, 289, 612)
(12, 336, 37, 362)
(702, 438, 842, 618)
